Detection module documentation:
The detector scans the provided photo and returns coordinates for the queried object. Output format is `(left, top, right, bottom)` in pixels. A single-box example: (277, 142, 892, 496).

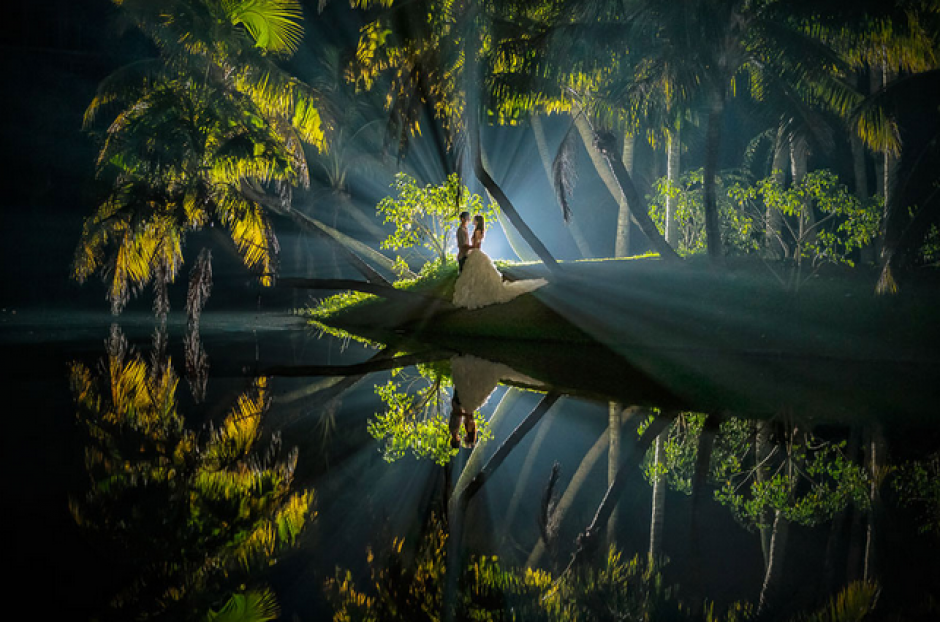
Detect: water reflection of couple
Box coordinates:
(448, 354, 544, 449)
(453, 211, 547, 310)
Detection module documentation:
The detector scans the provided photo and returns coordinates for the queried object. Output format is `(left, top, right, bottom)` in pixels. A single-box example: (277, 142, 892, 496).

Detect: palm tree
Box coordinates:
(484, 0, 685, 261)
(802, 0, 940, 290)
(75, 0, 337, 313)
(347, 0, 562, 269)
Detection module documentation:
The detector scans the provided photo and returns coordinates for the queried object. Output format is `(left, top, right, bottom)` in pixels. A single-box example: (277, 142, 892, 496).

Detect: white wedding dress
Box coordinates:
(451, 354, 545, 413)
(452, 249, 547, 310)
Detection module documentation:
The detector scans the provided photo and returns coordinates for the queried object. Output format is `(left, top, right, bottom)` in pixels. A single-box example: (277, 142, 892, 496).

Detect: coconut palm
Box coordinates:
(75, 0, 335, 313)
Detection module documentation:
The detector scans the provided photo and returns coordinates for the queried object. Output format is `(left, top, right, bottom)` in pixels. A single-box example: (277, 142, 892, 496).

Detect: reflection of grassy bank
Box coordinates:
(302, 256, 940, 423)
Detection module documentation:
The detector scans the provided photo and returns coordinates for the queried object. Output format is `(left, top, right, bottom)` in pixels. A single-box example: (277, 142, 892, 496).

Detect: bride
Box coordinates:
(452, 215, 548, 310)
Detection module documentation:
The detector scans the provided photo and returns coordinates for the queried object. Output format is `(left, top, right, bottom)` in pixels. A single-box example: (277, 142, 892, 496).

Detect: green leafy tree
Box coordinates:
(648, 169, 761, 257)
(891, 451, 940, 536)
(376, 172, 495, 269)
(729, 169, 882, 287)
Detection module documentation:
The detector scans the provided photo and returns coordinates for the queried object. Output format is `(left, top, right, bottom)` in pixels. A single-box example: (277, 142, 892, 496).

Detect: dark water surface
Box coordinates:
(5, 306, 939, 621)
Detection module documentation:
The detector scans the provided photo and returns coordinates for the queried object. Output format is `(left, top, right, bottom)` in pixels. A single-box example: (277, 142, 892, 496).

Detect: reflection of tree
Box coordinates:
(368, 360, 492, 465)
(892, 451, 940, 536)
(68, 327, 314, 621)
(325, 513, 689, 622)
(639, 413, 875, 615)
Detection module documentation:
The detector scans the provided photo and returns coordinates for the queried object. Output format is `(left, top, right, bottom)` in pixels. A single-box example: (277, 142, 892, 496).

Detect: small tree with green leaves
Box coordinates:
(729, 170, 882, 271)
(367, 361, 492, 466)
(711, 419, 871, 531)
(648, 169, 761, 257)
(891, 451, 940, 536)
(376, 172, 496, 270)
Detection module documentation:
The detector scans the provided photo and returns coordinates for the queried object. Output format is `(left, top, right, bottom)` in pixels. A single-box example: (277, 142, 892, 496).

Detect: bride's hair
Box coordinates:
(473, 214, 485, 232)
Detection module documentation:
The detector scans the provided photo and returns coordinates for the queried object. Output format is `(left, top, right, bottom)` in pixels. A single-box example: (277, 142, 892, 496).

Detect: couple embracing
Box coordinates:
(452, 211, 547, 310)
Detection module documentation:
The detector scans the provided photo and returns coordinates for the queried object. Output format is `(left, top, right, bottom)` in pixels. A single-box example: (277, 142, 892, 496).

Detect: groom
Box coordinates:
(456, 211, 471, 273)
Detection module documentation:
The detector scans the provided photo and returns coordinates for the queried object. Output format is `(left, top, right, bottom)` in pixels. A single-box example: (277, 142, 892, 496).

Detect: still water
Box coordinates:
(5, 306, 939, 621)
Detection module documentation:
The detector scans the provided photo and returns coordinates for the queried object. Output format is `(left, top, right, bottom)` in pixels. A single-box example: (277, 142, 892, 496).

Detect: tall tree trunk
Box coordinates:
(758, 510, 791, 616)
(593, 132, 681, 261)
(755, 420, 774, 567)
(790, 133, 816, 259)
(766, 123, 789, 259)
(531, 115, 594, 258)
(687, 413, 720, 616)
(863, 425, 885, 582)
(648, 424, 668, 562)
(878, 62, 900, 272)
(703, 93, 725, 262)
(877, 95, 902, 294)
(665, 126, 681, 249)
(608, 402, 623, 549)
(615, 134, 637, 257)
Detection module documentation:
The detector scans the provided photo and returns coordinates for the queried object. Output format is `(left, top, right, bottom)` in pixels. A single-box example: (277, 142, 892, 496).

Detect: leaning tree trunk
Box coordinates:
(472, 128, 559, 271)
(241, 181, 397, 285)
(665, 125, 681, 249)
(573, 113, 647, 258)
(527, 424, 610, 568)
(572, 113, 638, 257)
(454, 392, 561, 510)
(593, 132, 681, 261)
(500, 392, 555, 551)
(560, 414, 672, 576)
(702, 93, 725, 262)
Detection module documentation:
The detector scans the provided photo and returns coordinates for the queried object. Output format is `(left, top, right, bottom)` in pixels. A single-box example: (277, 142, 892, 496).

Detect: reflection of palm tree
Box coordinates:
(326, 510, 683, 621)
(69, 326, 313, 620)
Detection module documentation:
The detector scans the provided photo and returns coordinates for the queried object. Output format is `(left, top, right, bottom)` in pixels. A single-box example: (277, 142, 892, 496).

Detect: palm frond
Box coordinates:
(225, 0, 305, 55)
(552, 117, 580, 223)
(206, 588, 281, 622)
